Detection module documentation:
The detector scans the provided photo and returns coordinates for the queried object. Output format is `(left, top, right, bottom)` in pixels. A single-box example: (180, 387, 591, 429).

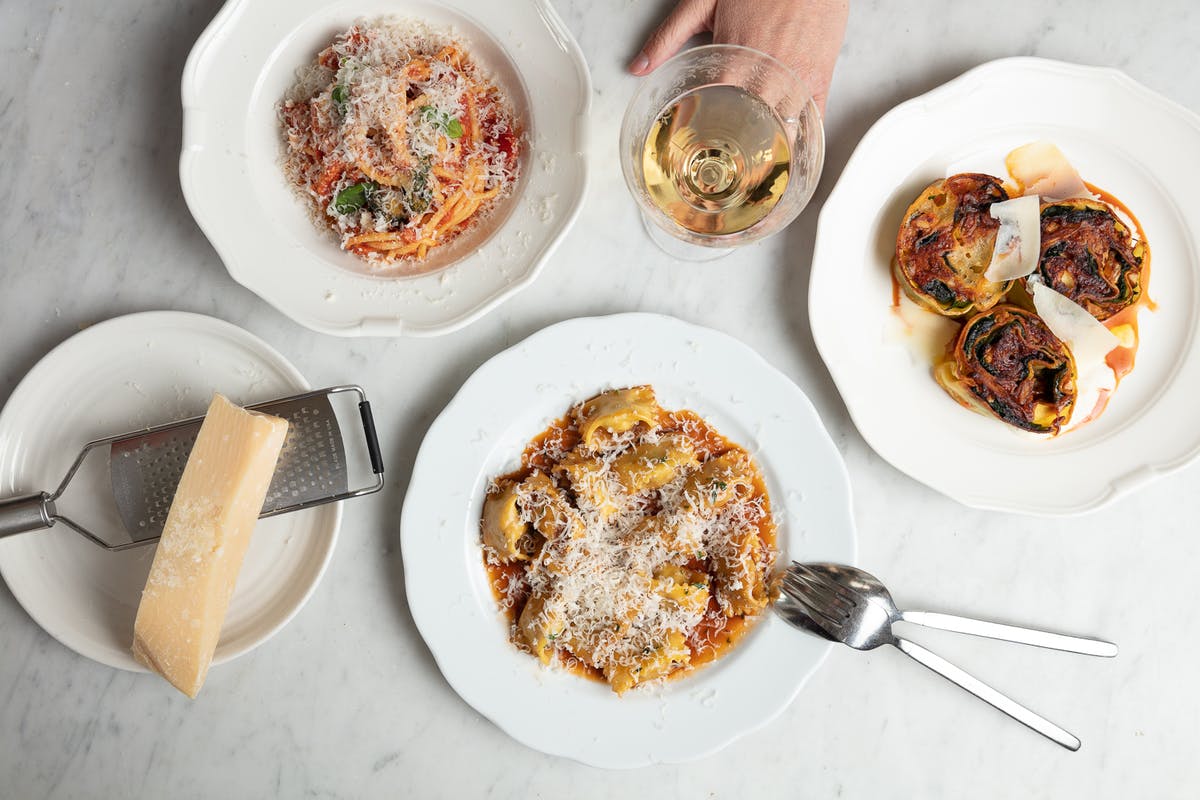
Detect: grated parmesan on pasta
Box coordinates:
(278, 17, 521, 268)
(481, 387, 778, 695)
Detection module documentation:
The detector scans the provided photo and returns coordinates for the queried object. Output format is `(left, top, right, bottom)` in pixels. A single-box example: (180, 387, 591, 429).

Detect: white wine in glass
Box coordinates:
(622, 45, 824, 260)
(642, 84, 791, 236)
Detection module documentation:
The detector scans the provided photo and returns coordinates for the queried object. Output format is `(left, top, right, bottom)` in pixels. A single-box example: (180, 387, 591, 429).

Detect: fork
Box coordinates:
(776, 562, 1114, 751)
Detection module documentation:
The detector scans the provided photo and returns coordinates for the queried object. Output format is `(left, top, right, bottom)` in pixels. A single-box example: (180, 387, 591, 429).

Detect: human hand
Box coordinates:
(630, 0, 849, 114)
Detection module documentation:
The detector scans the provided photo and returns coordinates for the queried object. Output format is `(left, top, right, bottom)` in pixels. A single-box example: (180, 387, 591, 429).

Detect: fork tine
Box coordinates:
(782, 571, 826, 604)
(781, 574, 849, 626)
(780, 581, 843, 628)
(783, 569, 833, 603)
(792, 562, 860, 604)
(785, 570, 854, 618)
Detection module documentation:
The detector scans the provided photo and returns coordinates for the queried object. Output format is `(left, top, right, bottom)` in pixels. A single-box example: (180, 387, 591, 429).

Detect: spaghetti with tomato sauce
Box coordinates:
(279, 19, 521, 268)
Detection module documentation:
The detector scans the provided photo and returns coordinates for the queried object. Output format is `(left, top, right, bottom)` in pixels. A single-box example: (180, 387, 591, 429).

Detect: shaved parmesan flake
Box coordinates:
(1027, 274, 1120, 363)
(985, 195, 1041, 281)
(1006, 141, 1094, 202)
(1027, 274, 1120, 429)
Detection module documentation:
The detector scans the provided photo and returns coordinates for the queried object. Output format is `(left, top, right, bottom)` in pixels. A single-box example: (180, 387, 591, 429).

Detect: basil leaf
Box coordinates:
(409, 167, 432, 214)
(331, 85, 348, 114)
(420, 105, 464, 139)
(333, 182, 368, 215)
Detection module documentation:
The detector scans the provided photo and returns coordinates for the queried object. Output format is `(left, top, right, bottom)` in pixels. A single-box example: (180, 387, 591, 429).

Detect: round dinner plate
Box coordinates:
(401, 313, 857, 768)
(810, 57, 1200, 515)
(0, 312, 340, 672)
(180, 0, 590, 337)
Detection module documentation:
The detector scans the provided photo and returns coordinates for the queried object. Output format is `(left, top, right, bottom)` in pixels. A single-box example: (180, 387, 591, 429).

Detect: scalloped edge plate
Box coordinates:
(810, 57, 1200, 515)
(180, 0, 590, 336)
(400, 313, 856, 768)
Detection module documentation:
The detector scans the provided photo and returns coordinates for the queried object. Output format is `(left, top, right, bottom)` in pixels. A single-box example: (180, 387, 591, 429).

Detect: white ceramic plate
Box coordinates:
(180, 0, 590, 337)
(401, 313, 856, 768)
(0, 312, 340, 672)
(810, 57, 1200, 515)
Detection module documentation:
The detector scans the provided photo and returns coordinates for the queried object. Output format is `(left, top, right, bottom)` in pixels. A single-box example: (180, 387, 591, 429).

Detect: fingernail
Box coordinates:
(630, 53, 649, 75)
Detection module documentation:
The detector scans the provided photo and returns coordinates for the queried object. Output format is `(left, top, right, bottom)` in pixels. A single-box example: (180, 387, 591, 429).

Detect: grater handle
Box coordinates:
(358, 400, 385, 475)
(0, 493, 56, 539)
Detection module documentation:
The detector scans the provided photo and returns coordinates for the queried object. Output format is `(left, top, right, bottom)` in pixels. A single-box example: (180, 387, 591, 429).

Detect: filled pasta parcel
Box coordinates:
(479, 386, 778, 694)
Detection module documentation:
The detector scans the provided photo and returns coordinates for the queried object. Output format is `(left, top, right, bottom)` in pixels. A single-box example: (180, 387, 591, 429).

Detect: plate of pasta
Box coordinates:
(401, 313, 856, 768)
(278, 21, 522, 267)
(181, 0, 589, 336)
(809, 58, 1200, 514)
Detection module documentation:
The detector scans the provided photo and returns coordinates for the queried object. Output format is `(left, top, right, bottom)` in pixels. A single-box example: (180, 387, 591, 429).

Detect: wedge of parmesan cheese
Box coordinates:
(132, 394, 289, 698)
(985, 195, 1041, 282)
(1006, 141, 1093, 202)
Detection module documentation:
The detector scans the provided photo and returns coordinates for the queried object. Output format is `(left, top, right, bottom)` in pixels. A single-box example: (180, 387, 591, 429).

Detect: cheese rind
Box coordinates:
(132, 394, 289, 698)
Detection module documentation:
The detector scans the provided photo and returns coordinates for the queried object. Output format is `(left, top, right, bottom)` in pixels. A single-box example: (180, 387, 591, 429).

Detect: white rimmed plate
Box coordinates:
(0, 312, 340, 672)
(810, 57, 1200, 515)
(400, 313, 856, 768)
(180, 0, 590, 337)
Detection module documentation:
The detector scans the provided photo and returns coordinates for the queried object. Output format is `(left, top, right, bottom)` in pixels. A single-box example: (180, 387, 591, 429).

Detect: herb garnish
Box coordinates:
(420, 105, 464, 139)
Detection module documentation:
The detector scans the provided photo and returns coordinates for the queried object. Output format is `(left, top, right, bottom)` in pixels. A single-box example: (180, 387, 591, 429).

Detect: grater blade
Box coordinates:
(109, 393, 349, 543)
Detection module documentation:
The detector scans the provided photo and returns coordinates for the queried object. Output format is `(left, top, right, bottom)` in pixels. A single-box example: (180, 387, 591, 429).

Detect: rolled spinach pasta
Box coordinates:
(895, 173, 1012, 316)
(1029, 198, 1145, 321)
(935, 305, 1078, 434)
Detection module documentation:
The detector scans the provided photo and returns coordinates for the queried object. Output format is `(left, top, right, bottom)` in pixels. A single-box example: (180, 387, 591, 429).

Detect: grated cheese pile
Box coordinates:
(481, 388, 777, 694)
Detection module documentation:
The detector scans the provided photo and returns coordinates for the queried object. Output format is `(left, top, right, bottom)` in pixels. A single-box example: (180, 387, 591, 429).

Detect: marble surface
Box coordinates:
(2, 0, 1199, 797)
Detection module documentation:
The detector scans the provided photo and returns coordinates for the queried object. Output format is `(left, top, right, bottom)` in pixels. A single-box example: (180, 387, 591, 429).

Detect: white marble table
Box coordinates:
(2, 1, 1199, 797)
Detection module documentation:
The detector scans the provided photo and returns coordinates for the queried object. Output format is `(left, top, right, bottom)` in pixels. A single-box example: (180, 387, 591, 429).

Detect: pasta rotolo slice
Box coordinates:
(1028, 198, 1145, 321)
(936, 305, 1078, 434)
(895, 173, 1011, 316)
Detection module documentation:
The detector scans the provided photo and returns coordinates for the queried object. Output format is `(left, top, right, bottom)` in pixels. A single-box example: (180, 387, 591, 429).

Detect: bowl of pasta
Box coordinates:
(401, 313, 857, 767)
(181, 0, 590, 336)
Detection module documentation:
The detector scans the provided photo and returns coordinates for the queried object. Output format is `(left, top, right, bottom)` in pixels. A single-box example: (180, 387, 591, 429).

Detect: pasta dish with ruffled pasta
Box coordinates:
(480, 386, 777, 695)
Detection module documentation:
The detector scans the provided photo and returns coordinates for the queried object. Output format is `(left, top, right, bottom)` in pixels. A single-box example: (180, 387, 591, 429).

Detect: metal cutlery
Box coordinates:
(0, 385, 384, 551)
(776, 561, 1118, 751)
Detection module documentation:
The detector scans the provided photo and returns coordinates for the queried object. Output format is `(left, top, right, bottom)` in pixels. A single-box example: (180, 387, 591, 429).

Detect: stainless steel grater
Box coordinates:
(0, 385, 384, 551)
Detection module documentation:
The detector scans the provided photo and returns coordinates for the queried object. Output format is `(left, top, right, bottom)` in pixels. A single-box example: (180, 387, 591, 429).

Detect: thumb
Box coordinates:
(629, 0, 716, 76)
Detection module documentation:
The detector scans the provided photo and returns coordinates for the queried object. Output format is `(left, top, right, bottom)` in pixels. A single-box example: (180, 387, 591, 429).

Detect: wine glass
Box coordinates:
(620, 44, 825, 261)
